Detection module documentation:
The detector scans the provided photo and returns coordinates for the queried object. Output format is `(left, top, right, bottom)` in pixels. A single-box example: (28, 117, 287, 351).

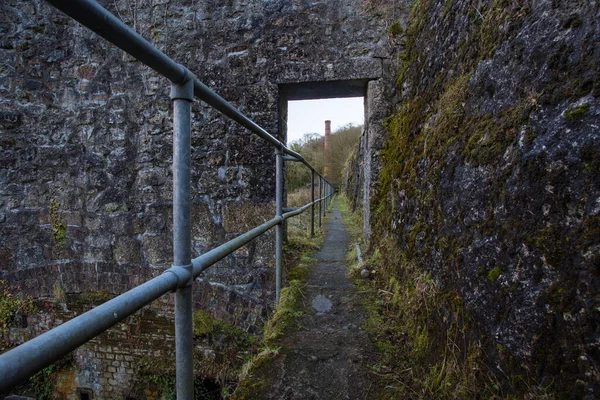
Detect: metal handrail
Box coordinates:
(0, 0, 336, 395)
(45, 0, 327, 179)
(0, 194, 333, 391)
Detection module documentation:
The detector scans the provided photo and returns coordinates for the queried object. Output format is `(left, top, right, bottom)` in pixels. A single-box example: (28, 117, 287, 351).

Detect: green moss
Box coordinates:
(133, 356, 176, 399)
(53, 282, 66, 303)
(287, 255, 314, 282)
(78, 290, 114, 306)
(581, 215, 600, 249)
(193, 310, 216, 336)
(396, 0, 430, 89)
(0, 280, 36, 347)
(561, 13, 583, 29)
(464, 101, 533, 165)
(523, 125, 536, 148)
(413, 325, 430, 360)
(478, 0, 531, 60)
(580, 143, 600, 174)
(104, 202, 127, 212)
(342, 235, 501, 399)
(487, 267, 502, 282)
(263, 281, 305, 343)
(530, 226, 566, 267)
(539, 281, 567, 307)
(28, 354, 74, 400)
(29, 25, 46, 34)
(564, 102, 590, 120)
(233, 214, 321, 399)
(442, 0, 453, 18)
(389, 21, 402, 36)
(48, 198, 67, 244)
(338, 195, 364, 242)
(193, 310, 256, 348)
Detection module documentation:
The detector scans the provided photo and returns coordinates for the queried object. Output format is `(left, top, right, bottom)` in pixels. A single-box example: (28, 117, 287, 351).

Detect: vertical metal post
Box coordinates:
(171, 75, 194, 400)
(318, 176, 322, 228)
(310, 170, 315, 237)
(322, 179, 325, 218)
(275, 146, 283, 303)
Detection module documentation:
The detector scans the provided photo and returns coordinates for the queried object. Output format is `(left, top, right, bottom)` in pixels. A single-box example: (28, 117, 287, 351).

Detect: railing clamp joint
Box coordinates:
(163, 264, 194, 290)
(170, 65, 195, 102)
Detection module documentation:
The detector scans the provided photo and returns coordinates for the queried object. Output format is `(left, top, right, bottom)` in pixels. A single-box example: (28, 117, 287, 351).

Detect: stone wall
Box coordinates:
(0, 0, 388, 397)
(353, 0, 600, 397)
(4, 290, 264, 399)
(0, 0, 387, 298)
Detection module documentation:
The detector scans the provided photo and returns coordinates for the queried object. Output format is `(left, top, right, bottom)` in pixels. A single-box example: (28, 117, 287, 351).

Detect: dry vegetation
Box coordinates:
(287, 124, 362, 190)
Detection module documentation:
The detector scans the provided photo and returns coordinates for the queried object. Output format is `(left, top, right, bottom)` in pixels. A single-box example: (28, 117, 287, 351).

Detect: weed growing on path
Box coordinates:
(232, 208, 324, 399)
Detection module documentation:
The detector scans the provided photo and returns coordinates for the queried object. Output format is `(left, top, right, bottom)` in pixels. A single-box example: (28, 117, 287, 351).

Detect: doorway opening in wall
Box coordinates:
(279, 79, 367, 221)
(77, 388, 93, 400)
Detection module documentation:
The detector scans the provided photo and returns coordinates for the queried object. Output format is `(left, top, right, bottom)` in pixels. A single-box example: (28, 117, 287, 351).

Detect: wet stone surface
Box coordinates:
(311, 294, 333, 315)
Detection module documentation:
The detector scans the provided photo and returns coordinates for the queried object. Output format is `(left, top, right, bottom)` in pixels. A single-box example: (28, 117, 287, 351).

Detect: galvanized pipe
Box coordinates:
(1, 0, 342, 392)
(0, 273, 179, 391)
(318, 176, 322, 228)
(310, 170, 315, 237)
(44, 0, 330, 179)
(324, 182, 327, 214)
(0, 194, 324, 391)
(282, 202, 312, 219)
(322, 180, 325, 219)
(275, 147, 284, 303)
(46, 0, 189, 85)
(192, 217, 280, 276)
(171, 78, 194, 399)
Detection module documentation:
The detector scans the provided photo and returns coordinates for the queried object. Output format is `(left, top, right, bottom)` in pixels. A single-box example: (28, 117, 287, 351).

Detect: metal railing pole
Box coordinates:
(275, 146, 284, 303)
(318, 176, 322, 228)
(324, 181, 327, 215)
(322, 179, 325, 219)
(171, 75, 194, 399)
(310, 170, 315, 237)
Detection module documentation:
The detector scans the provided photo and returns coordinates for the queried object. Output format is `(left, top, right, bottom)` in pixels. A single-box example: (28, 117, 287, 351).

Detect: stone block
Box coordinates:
(114, 237, 141, 264)
(142, 234, 172, 266)
(223, 201, 274, 233)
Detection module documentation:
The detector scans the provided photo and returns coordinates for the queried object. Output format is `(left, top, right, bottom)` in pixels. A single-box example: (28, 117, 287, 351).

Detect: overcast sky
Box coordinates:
(286, 97, 364, 144)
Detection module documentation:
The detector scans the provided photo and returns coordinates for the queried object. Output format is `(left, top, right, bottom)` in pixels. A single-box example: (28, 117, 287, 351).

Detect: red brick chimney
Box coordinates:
(324, 120, 331, 178)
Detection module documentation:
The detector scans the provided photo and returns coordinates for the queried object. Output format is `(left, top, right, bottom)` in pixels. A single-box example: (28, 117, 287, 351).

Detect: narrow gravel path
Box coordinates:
(262, 199, 375, 399)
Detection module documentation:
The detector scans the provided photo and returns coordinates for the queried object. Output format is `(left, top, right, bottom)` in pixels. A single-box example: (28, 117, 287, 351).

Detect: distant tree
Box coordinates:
(287, 133, 323, 191)
(327, 124, 361, 186)
(287, 124, 362, 191)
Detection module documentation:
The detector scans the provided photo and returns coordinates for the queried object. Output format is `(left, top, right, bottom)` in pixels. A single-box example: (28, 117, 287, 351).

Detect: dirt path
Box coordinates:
(261, 199, 375, 399)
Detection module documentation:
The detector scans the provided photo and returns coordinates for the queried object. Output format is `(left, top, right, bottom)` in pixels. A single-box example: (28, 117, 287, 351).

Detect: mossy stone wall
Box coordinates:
(346, 0, 599, 397)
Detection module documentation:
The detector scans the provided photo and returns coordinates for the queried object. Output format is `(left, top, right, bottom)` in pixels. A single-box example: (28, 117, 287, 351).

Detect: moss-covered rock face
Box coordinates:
(368, 0, 599, 397)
